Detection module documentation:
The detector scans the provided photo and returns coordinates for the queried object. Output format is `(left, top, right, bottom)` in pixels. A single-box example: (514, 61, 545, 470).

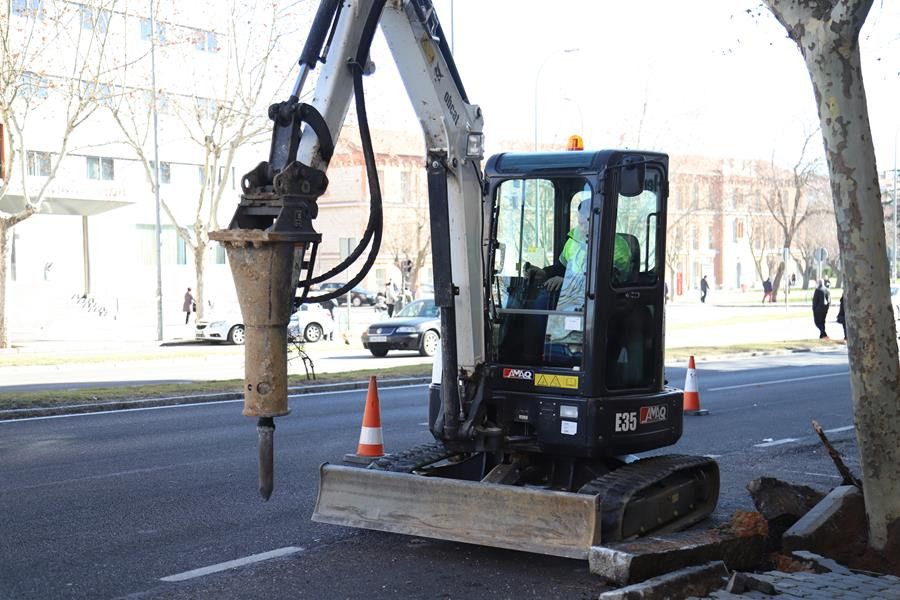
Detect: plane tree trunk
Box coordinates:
(766, 0, 900, 551)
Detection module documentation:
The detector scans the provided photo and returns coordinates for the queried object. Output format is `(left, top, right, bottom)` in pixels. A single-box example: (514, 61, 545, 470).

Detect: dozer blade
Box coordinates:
(313, 464, 600, 559)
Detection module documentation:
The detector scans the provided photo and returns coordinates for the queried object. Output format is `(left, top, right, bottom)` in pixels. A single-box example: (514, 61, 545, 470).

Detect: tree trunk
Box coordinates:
(0, 221, 8, 348)
(766, 0, 900, 551)
(771, 261, 785, 302)
(194, 244, 206, 320)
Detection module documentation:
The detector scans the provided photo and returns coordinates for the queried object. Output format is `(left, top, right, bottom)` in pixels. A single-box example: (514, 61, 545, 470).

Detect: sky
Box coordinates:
(350, 0, 899, 173)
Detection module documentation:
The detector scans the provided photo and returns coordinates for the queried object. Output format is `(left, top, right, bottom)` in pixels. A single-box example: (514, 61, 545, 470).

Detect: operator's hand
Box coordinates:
(543, 276, 564, 291)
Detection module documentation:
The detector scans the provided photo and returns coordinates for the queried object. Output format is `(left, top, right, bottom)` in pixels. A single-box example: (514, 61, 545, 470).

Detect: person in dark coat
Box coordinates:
(700, 275, 709, 304)
(812, 279, 831, 339)
(762, 277, 773, 303)
(836, 295, 846, 340)
(183, 287, 195, 325)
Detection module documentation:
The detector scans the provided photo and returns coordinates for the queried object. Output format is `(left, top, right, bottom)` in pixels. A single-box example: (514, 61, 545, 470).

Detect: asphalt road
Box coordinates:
(0, 350, 857, 600)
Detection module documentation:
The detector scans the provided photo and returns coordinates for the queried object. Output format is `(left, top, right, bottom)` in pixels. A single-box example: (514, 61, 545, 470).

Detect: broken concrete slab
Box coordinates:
(746, 477, 825, 548)
(589, 523, 766, 585)
(782, 485, 866, 560)
(598, 561, 728, 600)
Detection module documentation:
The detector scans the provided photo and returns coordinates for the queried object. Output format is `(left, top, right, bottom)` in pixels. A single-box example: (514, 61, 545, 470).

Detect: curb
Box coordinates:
(0, 376, 432, 420)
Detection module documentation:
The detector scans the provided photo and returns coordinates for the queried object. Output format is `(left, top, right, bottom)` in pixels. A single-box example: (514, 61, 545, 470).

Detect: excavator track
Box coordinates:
(578, 454, 720, 542)
(368, 442, 459, 473)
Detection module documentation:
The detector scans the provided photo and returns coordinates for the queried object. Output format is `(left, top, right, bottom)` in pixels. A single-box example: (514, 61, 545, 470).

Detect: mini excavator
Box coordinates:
(211, 0, 719, 559)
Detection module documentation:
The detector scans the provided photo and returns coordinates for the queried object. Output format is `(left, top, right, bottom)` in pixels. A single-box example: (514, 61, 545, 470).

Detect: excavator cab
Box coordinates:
(481, 150, 680, 457)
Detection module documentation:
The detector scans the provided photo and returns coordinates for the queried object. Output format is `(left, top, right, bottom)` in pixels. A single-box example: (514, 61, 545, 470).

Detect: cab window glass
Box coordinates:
(491, 177, 592, 372)
(611, 169, 661, 287)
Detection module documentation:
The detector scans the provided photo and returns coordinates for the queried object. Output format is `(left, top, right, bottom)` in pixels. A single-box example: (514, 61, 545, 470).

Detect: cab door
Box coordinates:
(601, 158, 667, 392)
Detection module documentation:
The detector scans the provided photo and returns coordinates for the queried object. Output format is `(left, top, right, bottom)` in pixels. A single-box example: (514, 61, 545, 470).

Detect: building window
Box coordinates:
(150, 161, 171, 184)
(140, 19, 166, 43)
(215, 244, 226, 264)
(80, 6, 111, 33)
(12, 0, 43, 18)
(27, 151, 51, 176)
(86, 156, 115, 180)
(176, 236, 187, 265)
(400, 171, 411, 203)
(733, 219, 745, 242)
(144, 90, 169, 114)
(194, 97, 216, 120)
(691, 225, 699, 251)
(218, 166, 234, 189)
(20, 72, 49, 99)
(80, 81, 115, 106)
(192, 29, 219, 53)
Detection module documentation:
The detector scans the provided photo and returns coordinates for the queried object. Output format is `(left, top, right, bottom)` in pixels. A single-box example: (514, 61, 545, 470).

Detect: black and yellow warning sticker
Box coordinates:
(534, 373, 579, 389)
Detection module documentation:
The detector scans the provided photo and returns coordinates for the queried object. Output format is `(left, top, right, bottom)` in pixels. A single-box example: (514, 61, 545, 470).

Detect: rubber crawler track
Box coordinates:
(578, 454, 720, 542)
(368, 442, 459, 473)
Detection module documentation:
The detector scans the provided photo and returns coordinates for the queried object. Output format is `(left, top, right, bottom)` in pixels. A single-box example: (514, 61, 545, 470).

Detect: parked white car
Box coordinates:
(195, 304, 335, 345)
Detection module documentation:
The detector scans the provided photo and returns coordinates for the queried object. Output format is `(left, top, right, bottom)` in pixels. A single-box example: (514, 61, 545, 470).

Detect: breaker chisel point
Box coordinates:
(257, 417, 275, 501)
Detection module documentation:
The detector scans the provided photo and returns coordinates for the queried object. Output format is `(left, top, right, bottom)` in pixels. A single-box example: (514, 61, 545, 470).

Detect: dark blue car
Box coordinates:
(361, 298, 440, 357)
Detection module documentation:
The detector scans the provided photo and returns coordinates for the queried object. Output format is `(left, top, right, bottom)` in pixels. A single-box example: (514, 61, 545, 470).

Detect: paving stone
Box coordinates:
(589, 529, 765, 585)
(598, 561, 729, 600)
(790, 550, 854, 575)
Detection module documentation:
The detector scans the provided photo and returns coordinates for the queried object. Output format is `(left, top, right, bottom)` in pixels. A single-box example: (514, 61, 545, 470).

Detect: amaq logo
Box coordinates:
(503, 368, 534, 380)
(639, 404, 667, 424)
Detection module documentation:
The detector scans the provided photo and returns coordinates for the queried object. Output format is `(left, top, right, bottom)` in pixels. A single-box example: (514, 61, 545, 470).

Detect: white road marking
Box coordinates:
(754, 438, 799, 448)
(824, 425, 854, 434)
(707, 371, 847, 392)
(778, 469, 842, 480)
(161, 546, 304, 582)
(0, 384, 430, 423)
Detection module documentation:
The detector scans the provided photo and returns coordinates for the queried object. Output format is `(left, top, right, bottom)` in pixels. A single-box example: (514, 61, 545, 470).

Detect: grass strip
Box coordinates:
(0, 363, 432, 411)
(0, 340, 839, 412)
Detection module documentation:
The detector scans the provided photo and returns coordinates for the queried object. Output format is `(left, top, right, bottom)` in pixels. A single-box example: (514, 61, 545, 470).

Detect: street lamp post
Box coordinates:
(533, 48, 580, 151)
(150, 0, 164, 341)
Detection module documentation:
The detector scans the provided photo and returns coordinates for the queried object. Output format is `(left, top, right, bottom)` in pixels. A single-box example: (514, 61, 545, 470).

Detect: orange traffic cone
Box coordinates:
(343, 376, 386, 463)
(683, 356, 708, 415)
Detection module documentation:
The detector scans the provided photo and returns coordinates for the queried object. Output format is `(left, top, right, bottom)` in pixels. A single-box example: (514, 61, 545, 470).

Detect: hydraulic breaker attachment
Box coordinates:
(312, 464, 600, 559)
(210, 160, 327, 500)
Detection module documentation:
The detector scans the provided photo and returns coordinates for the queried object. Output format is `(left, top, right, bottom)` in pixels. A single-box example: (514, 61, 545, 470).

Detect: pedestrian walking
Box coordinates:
(183, 287, 196, 325)
(700, 275, 709, 304)
(385, 280, 398, 317)
(812, 279, 831, 339)
(320, 298, 336, 340)
(761, 277, 773, 303)
(836, 295, 846, 341)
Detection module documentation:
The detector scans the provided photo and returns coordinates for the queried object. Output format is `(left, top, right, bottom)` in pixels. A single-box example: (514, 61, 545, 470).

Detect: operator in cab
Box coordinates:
(534, 197, 633, 347)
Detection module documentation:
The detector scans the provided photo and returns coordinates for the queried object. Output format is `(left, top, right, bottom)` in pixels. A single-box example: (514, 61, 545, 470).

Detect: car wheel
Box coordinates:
(370, 348, 389, 357)
(303, 323, 323, 343)
(228, 325, 245, 345)
(419, 330, 440, 357)
(351, 295, 362, 307)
